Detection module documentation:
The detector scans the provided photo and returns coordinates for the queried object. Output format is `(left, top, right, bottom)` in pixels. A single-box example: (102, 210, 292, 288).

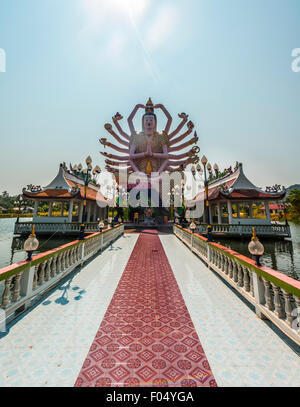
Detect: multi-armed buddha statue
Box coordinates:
(100, 98, 200, 178)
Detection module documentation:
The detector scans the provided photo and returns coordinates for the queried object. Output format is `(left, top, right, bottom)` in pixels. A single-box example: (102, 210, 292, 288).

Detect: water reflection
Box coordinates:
(217, 223, 300, 280)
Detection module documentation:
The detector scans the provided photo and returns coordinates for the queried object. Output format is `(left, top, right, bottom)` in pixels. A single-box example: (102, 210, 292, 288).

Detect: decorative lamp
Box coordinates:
(207, 162, 212, 172)
(201, 155, 208, 167)
(78, 163, 83, 172)
(248, 228, 264, 266)
(24, 225, 39, 262)
(86, 156, 92, 166)
(99, 219, 105, 233)
(214, 163, 219, 177)
(196, 164, 202, 173)
(190, 219, 196, 233)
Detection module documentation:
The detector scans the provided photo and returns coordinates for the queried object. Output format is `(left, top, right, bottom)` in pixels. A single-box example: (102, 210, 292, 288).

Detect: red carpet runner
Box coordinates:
(75, 231, 216, 387)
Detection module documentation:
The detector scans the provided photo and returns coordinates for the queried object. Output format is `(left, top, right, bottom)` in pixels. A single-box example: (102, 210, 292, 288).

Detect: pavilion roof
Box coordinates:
(22, 164, 107, 203)
(191, 163, 286, 204)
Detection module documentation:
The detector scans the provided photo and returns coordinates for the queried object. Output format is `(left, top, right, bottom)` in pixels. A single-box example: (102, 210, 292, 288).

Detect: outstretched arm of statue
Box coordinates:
(154, 104, 172, 134)
(103, 124, 129, 147)
(168, 134, 198, 152)
(168, 149, 195, 160)
(169, 128, 195, 147)
(101, 152, 129, 161)
(105, 165, 132, 174)
(105, 159, 130, 166)
(112, 114, 130, 142)
(128, 104, 145, 135)
(168, 157, 197, 167)
(168, 113, 189, 139)
(109, 127, 129, 146)
(100, 140, 128, 154)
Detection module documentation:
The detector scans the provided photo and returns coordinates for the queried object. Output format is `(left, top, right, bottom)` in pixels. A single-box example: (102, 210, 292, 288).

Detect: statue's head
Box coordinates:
(142, 97, 157, 132)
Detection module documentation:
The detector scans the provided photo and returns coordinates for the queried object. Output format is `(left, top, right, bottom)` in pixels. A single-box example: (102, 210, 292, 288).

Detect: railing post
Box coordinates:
(252, 272, 268, 319)
(80, 242, 85, 265)
(207, 244, 211, 265)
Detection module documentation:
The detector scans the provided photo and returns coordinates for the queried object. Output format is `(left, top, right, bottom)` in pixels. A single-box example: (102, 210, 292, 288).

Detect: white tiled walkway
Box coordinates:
(0, 234, 138, 387)
(1, 232, 300, 387)
(160, 234, 300, 387)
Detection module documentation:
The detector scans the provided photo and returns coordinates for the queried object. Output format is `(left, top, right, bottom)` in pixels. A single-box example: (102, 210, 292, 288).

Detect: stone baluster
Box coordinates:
(1, 277, 12, 309)
(263, 279, 274, 311)
(45, 258, 52, 281)
(12, 273, 22, 302)
(51, 256, 57, 278)
(211, 249, 215, 265)
(61, 252, 66, 271)
(271, 284, 285, 319)
(228, 259, 233, 279)
(74, 246, 79, 262)
(293, 296, 300, 331)
(33, 264, 39, 290)
(232, 261, 238, 283)
(242, 267, 250, 292)
(237, 264, 243, 287)
(282, 290, 294, 327)
(38, 262, 46, 286)
(72, 247, 76, 263)
(70, 247, 75, 264)
(216, 252, 220, 269)
(249, 271, 254, 297)
(56, 253, 62, 274)
(224, 256, 229, 275)
(65, 250, 70, 268)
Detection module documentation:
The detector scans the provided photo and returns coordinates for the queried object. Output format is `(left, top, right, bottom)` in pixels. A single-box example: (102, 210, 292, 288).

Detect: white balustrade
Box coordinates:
(0, 224, 124, 325)
(173, 225, 300, 346)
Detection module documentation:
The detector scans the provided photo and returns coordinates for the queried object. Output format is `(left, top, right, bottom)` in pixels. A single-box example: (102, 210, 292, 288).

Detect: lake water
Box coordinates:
(0, 218, 74, 269)
(0, 218, 299, 281)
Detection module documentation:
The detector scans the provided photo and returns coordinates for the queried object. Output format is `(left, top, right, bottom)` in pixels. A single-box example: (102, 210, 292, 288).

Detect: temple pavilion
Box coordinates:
(190, 162, 290, 237)
(16, 163, 107, 235)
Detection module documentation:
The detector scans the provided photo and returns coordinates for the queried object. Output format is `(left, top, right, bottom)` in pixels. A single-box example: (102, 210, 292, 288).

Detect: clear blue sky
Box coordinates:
(0, 0, 299, 194)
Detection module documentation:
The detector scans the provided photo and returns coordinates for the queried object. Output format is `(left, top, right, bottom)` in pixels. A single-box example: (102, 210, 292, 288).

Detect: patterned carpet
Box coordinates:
(75, 230, 217, 387)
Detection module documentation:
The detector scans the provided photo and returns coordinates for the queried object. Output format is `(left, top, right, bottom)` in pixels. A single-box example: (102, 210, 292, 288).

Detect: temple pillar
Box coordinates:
(60, 203, 64, 217)
(227, 200, 233, 224)
(33, 201, 39, 220)
(93, 202, 98, 222)
(48, 201, 54, 217)
(237, 203, 240, 218)
(87, 202, 92, 223)
(249, 201, 254, 218)
(265, 202, 271, 223)
(68, 200, 74, 223)
(203, 205, 207, 223)
(79, 201, 84, 223)
(217, 202, 222, 224)
(208, 203, 213, 224)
